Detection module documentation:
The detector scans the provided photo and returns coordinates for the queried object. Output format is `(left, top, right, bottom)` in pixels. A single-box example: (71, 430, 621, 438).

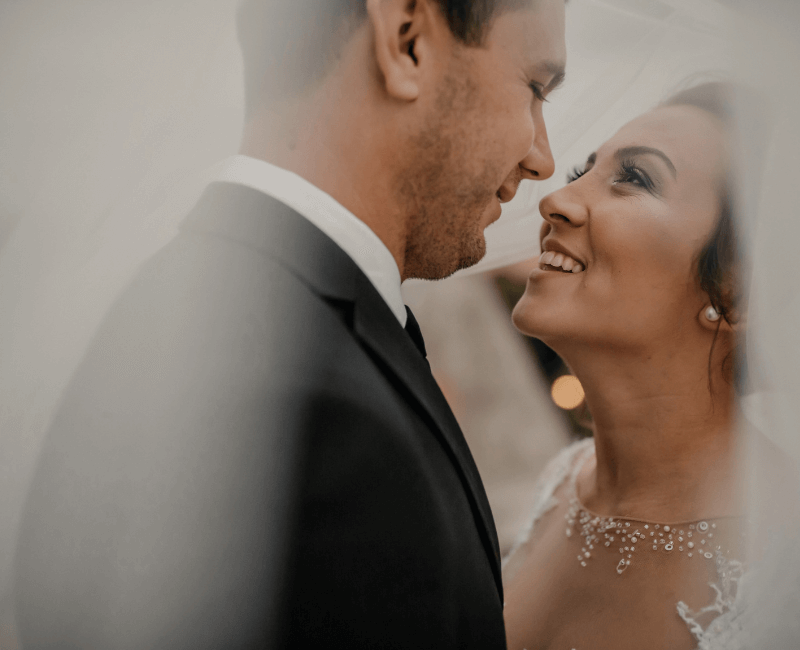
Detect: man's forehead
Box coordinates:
(489, 2, 567, 76)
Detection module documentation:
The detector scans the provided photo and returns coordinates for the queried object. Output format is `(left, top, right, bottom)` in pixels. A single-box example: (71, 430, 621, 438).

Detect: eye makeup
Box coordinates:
(566, 165, 586, 183)
(566, 152, 597, 183)
(565, 148, 671, 195)
(615, 158, 659, 193)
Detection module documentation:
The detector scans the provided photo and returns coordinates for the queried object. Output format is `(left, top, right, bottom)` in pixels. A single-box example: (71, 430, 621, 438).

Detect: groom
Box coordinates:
(15, 0, 565, 648)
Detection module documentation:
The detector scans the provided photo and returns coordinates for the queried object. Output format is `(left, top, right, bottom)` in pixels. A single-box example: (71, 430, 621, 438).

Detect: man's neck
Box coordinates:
(239, 92, 409, 280)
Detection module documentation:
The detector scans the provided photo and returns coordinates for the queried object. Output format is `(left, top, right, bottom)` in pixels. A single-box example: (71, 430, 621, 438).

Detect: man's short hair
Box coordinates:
(237, 0, 532, 115)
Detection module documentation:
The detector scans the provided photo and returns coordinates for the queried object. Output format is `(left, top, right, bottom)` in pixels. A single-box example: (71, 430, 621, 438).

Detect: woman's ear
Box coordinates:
(698, 303, 747, 333)
(367, 0, 437, 102)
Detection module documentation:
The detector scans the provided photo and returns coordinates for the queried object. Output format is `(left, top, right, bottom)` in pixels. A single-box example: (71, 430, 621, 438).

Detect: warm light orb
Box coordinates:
(551, 375, 585, 410)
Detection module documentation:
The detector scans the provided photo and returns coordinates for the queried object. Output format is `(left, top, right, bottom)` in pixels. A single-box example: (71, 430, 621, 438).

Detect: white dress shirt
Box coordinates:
(210, 155, 406, 326)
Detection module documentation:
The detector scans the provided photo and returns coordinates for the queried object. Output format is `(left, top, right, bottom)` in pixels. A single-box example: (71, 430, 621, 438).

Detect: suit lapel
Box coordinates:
(181, 182, 503, 597)
(351, 274, 503, 597)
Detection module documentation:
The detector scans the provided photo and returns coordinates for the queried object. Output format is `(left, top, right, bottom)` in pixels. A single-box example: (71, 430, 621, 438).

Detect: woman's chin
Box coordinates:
(512, 298, 579, 350)
(511, 298, 530, 333)
(511, 296, 549, 339)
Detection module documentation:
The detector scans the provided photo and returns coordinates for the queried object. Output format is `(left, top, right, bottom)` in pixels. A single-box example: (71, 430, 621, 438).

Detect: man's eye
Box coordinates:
(529, 83, 546, 102)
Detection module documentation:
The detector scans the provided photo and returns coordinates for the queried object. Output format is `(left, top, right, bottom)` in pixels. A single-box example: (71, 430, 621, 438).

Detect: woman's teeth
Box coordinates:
(539, 251, 584, 273)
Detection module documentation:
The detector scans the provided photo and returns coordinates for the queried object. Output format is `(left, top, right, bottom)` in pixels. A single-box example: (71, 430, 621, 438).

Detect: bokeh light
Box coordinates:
(551, 375, 585, 410)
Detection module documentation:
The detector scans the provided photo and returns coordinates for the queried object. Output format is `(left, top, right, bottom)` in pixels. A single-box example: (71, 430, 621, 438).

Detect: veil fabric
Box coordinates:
(0, 0, 244, 607)
(723, 2, 800, 646)
(467, 0, 735, 273)
(0, 0, 798, 644)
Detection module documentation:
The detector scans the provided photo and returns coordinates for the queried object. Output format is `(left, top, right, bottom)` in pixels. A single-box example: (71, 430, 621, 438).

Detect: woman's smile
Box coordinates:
(537, 251, 584, 273)
(514, 102, 726, 352)
(536, 240, 587, 274)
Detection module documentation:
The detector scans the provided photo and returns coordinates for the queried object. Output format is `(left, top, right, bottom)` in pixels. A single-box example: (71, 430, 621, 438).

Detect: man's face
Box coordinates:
(401, 0, 567, 281)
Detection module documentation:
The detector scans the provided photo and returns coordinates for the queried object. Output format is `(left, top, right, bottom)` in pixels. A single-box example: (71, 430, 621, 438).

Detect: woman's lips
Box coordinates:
(538, 250, 585, 273)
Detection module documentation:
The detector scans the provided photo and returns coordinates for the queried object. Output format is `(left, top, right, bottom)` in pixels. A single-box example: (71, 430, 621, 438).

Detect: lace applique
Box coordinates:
(677, 552, 747, 650)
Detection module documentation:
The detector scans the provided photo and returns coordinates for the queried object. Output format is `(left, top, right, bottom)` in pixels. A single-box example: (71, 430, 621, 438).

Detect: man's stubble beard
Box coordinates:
(398, 66, 502, 281)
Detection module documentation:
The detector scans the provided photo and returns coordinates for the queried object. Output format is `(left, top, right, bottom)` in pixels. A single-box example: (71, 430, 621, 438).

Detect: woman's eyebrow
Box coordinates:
(615, 146, 677, 179)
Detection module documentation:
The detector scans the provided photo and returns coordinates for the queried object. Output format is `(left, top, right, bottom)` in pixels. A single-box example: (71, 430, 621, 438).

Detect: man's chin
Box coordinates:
(454, 243, 487, 274)
(433, 238, 487, 280)
(405, 250, 486, 282)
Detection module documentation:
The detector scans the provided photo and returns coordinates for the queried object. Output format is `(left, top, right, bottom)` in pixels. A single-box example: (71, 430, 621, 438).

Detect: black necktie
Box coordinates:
(404, 306, 428, 359)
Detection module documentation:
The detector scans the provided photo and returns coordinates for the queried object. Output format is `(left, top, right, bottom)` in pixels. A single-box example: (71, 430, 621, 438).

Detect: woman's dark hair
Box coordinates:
(663, 82, 747, 393)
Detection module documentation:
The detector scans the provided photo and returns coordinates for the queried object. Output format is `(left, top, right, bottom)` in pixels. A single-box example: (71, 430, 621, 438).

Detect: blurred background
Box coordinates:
(2, 0, 800, 647)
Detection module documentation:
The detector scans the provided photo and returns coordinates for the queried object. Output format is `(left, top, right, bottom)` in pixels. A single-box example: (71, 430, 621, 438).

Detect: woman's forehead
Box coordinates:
(598, 105, 727, 177)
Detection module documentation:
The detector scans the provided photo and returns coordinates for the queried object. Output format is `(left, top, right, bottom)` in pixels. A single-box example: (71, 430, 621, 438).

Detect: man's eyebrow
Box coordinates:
(586, 152, 597, 167)
(615, 146, 677, 179)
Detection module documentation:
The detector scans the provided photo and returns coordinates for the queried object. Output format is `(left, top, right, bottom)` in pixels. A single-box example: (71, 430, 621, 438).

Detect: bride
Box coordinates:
(501, 83, 792, 650)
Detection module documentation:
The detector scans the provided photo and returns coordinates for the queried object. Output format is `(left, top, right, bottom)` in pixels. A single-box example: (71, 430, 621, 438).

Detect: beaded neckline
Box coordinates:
(564, 446, 744, 575)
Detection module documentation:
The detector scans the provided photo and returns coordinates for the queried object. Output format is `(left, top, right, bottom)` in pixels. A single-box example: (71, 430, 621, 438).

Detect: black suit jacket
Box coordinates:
(15, 183, 506, 649)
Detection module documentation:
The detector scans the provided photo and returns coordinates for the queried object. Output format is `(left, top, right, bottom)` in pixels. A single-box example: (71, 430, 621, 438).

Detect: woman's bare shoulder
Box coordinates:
(502, 437, 594, 582)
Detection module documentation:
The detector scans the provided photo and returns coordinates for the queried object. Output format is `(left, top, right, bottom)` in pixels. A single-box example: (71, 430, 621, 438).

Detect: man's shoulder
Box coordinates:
(81, 184, 406, 398)
(92, 227, 375, 382)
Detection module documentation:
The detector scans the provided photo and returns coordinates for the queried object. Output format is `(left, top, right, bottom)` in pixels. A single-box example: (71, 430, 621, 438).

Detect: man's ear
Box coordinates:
(366, 0, 439, 102)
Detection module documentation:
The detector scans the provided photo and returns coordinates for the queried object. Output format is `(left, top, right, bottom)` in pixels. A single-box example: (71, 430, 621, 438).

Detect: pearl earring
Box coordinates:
(705, 306, 721, 322)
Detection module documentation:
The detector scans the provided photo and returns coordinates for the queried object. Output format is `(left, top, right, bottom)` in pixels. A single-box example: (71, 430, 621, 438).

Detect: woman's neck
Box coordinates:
(564, 342, 741, 522)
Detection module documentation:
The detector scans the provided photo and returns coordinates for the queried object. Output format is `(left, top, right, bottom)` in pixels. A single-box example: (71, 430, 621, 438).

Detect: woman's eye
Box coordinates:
(567, 166, 587, 183)
(616, 162, 653, 191)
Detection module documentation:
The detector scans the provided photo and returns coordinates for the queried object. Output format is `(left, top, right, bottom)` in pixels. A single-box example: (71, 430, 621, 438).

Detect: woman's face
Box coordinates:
(512, 105, 727, 352)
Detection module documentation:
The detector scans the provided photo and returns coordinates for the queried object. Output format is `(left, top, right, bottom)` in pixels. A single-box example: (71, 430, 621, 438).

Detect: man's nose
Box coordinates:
(498, 109, 557, 203)
(521, 108, 555, 181)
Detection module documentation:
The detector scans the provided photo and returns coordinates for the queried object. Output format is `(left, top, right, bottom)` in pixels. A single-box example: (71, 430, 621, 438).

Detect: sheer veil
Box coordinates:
(0, 0, 798, 643)
(476, 1, 800, 643)
(722, 2, 800, 645)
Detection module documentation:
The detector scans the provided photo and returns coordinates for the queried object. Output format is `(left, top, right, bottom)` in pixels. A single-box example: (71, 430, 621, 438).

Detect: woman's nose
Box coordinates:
(539, 185, 588, 228)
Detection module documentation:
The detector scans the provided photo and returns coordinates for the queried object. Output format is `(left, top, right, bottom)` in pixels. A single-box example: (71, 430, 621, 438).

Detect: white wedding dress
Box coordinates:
(503, 438, 754, 650)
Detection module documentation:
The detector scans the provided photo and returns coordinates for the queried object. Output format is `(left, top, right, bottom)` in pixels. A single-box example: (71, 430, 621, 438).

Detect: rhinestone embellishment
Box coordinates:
(565, 492, 728, 574)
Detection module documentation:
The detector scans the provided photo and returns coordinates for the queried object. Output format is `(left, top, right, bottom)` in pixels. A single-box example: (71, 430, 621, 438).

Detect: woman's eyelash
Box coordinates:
(566, 161, 655, 189)
(567, 166, 587, 183)
(618, 161, 654, 191)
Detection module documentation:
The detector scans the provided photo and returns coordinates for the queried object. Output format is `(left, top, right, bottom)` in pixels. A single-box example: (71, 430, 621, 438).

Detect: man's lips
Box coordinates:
(482, 196, 503, 227)
(490, 200, 503, 224)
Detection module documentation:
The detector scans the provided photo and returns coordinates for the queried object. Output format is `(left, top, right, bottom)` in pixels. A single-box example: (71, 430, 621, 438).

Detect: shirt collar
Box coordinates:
(209, 155, 406, 327)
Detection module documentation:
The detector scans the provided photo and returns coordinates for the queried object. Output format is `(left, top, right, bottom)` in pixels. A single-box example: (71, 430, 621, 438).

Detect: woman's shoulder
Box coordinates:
(502, 437, 594, 579)
(544, 436, 595, 475)
(676, 422, 799, 649)
(530, 436, 593, 511)
(529, 436, 594, 505)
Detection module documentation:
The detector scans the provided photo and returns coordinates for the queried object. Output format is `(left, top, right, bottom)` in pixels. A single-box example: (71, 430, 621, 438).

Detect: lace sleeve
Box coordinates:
(676, 554, 747, 649)
(502, 438, 594, 583)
